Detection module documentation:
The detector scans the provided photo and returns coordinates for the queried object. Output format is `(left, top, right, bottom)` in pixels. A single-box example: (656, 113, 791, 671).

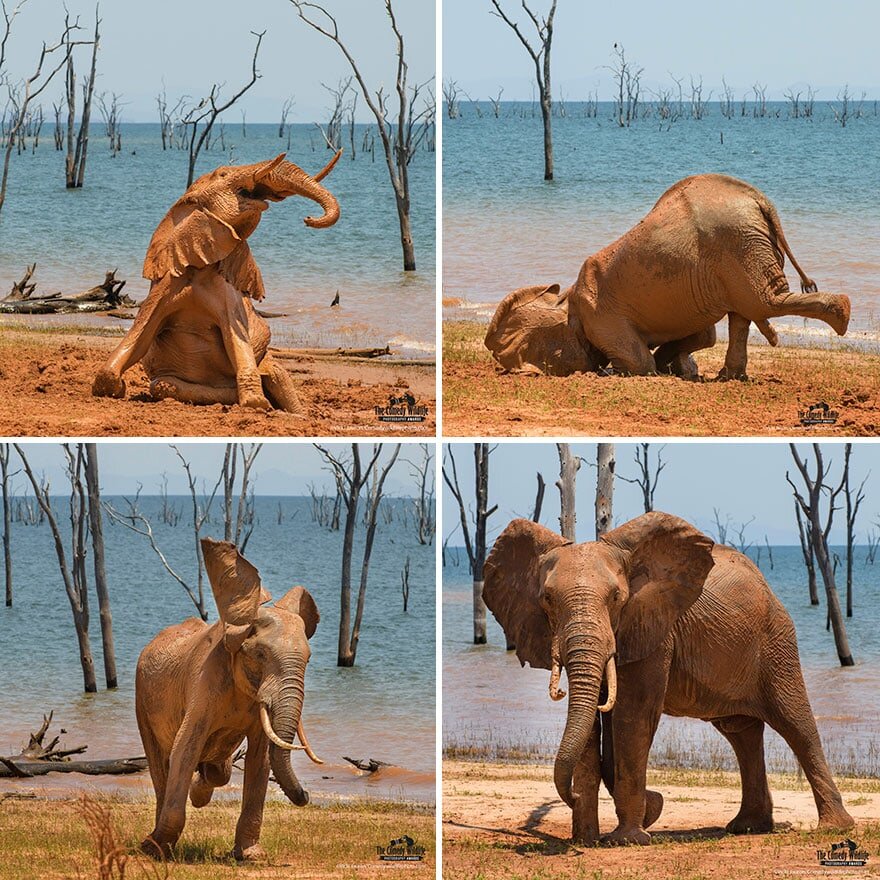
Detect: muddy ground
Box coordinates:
(0, 328, 435, 437)
(443, 321, 880, 437)
(444, 761, 880, 879)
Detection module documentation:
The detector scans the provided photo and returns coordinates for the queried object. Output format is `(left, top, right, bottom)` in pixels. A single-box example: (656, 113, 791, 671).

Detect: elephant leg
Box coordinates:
(711, 716, 774, 832)
(654, 325, 716, 379)
(140, 728, 169, 828)
(93, 276, 180, 399)
(587, 315, 656, 375)
(603, 654, 670, 845)
(764, 708, 854, 830)
(718, 313, 751, 380)
(150, 375, 239, 407)
(190, 758, 233, 808)
(233, 732, 271, 862)
(761, 289, 850, 336)
(571, 714, 602, 844)
(260, 355, 303, 415)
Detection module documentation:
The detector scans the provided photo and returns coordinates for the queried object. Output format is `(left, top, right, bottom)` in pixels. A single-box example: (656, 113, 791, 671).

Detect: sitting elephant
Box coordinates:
(485, 174, 851, 379)
(93, 150, 341, 412)
(136, 538, 323, 861)
(483, 512, 854, 845)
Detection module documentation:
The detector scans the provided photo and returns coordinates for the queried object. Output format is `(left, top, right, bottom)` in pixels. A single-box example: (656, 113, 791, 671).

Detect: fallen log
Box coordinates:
(0, 268, 135, 314)
(342, 756, 391, 774)
(271, 345, 393, 360)
(0, 756, 147, 778)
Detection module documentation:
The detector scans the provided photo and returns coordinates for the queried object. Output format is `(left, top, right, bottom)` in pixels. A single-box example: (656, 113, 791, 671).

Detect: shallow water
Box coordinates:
(0, 496, 435, 803)
(443, 102, 880, 338)
(0, 124, 435, 357)
(443, 545, 880, 778)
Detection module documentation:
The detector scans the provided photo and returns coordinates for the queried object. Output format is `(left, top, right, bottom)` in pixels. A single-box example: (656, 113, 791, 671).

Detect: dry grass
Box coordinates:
(443, 321, 880, 436)
(0, 794, 434, 880)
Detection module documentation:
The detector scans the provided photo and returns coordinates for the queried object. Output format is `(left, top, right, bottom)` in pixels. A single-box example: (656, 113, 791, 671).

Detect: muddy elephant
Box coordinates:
(485, 174, 851, 379)
(92, 151, 341, 412)
(136, 538, 323, 861)
(482, 512, 854, 845)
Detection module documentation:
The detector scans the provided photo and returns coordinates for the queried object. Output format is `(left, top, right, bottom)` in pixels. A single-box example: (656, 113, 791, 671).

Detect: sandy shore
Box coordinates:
(443, 321, 880, 437)
(0, 327, 435, 436)
(443, 760, 880, 879)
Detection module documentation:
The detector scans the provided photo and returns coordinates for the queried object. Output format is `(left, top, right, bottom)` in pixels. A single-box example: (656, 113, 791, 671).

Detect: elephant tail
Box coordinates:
(757, 197, 817, 293)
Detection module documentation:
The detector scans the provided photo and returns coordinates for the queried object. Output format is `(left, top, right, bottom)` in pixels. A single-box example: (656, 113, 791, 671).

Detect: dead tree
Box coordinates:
(221, 443, 262, 552)
(64, 7, 99, 188)
(712, 508, 731, 544)
(315, 444, 399, 666)
(556, 443, 580, 541)
(489, 87, 504, 117)
(14, 444, 98, 692)
(182, 30, 263, 187)
(315, 77, 352, 150)
(831, 85, 851, 128)
(842, 444, 867, 618)
(0, 10, 85, 213)
(96, 90, 122, 157)
(532, 472, 545, 522)
(293, 1, 434, 271)
(405, 443, 434, 546)
(490, 0, 557, 180)
(442, 79, 460, 118)
(786, 444, 854, 666)
(401, 555, 410, 612)
(794, 499, 819, 605)
(618, 443, 666, 513)
(595, 444, 615, 538)
(442, 446, 475, 573)
(1, 443, 13, 607)
(607, 43, 643, 127)
(278, 95, 294, 137)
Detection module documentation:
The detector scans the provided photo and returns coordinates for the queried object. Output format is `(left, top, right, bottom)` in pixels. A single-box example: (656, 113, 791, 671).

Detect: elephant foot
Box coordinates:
(571, 815, 600, 846)
(644, 790, 664, 829)
(601, 825, 651, 846)
(816, 807, 855, 831)
(233, 843, 267, 862)
(261, 359, 304, 414)
(141, 836, 174, 860)
(716, 366, 748, 382)
(92, 370, 126, 399)
(239, 392, 272, 412)
(726, 812, 775, 834)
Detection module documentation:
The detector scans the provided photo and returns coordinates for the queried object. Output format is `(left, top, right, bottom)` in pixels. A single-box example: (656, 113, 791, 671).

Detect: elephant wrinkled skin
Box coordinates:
(483, 512, 854, 845)
(93, 151, 341, 412)
(485, 174, 851, 379)
(136, 538, 322, 861)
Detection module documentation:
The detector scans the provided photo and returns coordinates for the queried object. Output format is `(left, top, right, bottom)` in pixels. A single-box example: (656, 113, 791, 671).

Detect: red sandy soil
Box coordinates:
(0, 330, 435, 437)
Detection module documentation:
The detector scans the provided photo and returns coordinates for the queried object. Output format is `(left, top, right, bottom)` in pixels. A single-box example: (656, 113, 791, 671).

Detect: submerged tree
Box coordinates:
(489, 0, 557, 180)
(63, 6, 99, 189)
(618, 443, 666, 513)
(1, 443, 14, 607)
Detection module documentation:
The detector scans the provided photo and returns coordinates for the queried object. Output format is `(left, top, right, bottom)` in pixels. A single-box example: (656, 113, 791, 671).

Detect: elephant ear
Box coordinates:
(275, 586, 320, 639)
(200, 537, 267, 652)
(217, 241, 265, 300)
(143, 201, 241, 281)
(482, 518, 569, 670)
(600, 512, 715, 665)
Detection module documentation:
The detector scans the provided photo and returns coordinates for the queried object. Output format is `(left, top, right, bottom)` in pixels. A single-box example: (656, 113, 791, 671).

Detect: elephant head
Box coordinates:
(201, 537, 322, 807)
(482, 512, 715, 809)
(484, 284, 603, 375)
(143, 151, 342, 299)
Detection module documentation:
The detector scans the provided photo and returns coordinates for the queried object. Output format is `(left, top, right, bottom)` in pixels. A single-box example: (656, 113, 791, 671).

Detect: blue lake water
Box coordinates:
(0, 495, 435, 803)
(443, 102, 880, 343)
(443, 544, 880, 777)
(0, 123, 435, 356)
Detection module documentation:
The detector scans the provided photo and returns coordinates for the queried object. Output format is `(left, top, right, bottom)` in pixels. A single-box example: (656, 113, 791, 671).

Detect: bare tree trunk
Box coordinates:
(473, 444, 497, 645)
(1, 445, 12, 607)
(84, 444, 116, 689)
(532, 472, 545, 522)
(794, 501, 819, 605)
(842, 444, 865, 619)
(556, 444, 579, 541)
(595, 444, 615, 538)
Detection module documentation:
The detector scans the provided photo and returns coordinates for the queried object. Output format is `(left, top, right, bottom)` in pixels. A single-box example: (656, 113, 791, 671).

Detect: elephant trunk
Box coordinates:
(553, 633, 613, 809)
(260, 159, 341, 229)
(263, 669, 310, 807)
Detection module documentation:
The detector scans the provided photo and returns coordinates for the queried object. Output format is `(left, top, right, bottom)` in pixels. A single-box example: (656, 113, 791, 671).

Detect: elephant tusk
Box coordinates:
(260, 704, 307, 752)
(297, 719, 324, 765)
(597, 656, 617, 713)
(548, 656, 566, 701)
(313, 149, 343, 182)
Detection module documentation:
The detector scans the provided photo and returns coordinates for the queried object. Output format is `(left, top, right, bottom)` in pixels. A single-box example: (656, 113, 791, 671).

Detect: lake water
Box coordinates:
(443, 102, 880, 345)
(443, 544, 880, 778)
(0, 495, 435, 804)
(0, 123, 435, 357)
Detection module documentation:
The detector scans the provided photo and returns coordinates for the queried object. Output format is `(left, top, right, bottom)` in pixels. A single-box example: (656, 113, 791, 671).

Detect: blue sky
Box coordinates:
(1, 0, 435, 122)
(441, 443, 879, 546)
(444, 0, 880, 100)
(4, 442, 432, 498)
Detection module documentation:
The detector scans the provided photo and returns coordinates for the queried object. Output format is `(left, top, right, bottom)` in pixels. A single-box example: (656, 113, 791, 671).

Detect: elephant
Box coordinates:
(92, 150, 341, 413)
(135, 538, 323, 861)
(485, 174, 851, 379)
(482, 511, 854, 845)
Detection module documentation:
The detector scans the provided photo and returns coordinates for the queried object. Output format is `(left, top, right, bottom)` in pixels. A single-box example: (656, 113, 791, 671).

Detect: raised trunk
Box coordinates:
(262, 162, 340, 229)
(265, 673, 309, 807)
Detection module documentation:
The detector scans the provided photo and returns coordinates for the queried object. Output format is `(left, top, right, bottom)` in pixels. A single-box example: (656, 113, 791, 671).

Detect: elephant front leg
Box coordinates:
(654, 325, 716, 380)
(233, 731, 271, 862)
(571, 715, 602, 844)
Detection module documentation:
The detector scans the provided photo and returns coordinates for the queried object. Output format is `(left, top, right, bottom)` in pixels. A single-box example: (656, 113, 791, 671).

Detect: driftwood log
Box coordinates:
(343, 756, 391, 774)
(0, 266, 136, 314)
(0, 711, 146, 778)
(271, 345, 393, 360)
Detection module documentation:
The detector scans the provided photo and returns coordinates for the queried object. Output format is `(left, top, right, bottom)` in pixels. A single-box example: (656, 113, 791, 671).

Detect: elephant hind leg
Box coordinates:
(260, 356, 303, 414)
(150, 376, 239, 407)
(588, 315, 656, 376)
(711, 716, 774, 833)
(654, 325, 716, 379)
(762, 289, 850, 336)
